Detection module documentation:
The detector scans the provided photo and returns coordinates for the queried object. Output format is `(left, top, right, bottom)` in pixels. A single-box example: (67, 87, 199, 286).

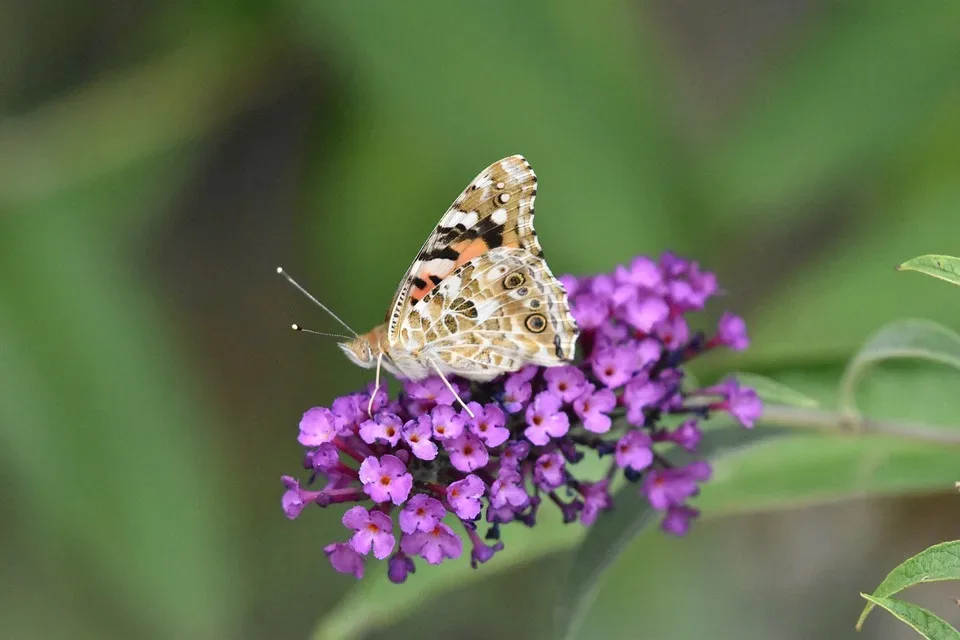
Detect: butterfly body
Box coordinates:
(339, 155, 579, 388)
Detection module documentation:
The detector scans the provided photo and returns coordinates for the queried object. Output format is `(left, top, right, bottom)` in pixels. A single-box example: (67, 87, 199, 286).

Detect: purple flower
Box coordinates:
(571, 293, 609, 330)
(358, 454, 413, 505)
(405, 376, 458, 407)
(687, 263, 717, 306)
(445, 433, 489, 472)
(616, 255, 663, 291)
(514, 364, 540, 383)
(534, 451, 566, 491)
(359, 412, 403, 446)
(489, 469, 530, 510)
(500, 440, 530, 469)
(615, 430, 653, 471)
(559, 274, 580, 297)
(402, 415, 438, 461)
(667, 279, 697, 310)
(401, 523, 463, 565)
(464, 524, 504, 568)
(662, 505, 699, 535)
(635, 338, 662, 370)
(580, 479, 612, 526)
(430, 404, 465, 441)
(298, 407, 342, 446)
(332, 395, 364, 430)
(722, 380, 763, 428)
(308, 443, 341, 473)
(623, 377, 664, 427)
(716, 312, 749, 350)
(591, 347, 635, 389)
(544, 365, 588, 404)
(466, 402, 510, 447)
(573, 385, 617, 433)
(656, 315, 689, 350)
(502, 374, 532, 413)
(447, 474, 486, 520)
(668, 419, 701, 452)
(399, 494, 446, 534)
(524, 392, 570, 445)
(281, 476, 305, 519)
(642, 461, 711, 509)
(660, 250, 688, 276)
(387, 552, 416, 583)
(324, 542, 364, 579)
(342, 506, 395, 559)
(622, 296, 669, 333)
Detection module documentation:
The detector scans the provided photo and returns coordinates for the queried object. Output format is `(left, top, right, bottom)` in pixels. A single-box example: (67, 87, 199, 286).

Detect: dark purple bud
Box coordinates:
(597, 441, 617, 457)
(387, 552, 416, 584)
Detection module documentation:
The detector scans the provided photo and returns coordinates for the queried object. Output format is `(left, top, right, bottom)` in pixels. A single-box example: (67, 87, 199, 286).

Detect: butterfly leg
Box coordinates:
(429, 360, 475, 418)
(367, 352, 384, 418)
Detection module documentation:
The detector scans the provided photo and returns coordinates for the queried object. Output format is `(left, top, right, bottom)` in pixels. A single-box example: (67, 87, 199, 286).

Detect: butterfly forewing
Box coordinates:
(385, 155, 541, 344)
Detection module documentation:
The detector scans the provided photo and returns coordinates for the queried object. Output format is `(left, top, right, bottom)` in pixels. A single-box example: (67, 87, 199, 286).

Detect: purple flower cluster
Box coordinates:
(281, 252, 762, 582)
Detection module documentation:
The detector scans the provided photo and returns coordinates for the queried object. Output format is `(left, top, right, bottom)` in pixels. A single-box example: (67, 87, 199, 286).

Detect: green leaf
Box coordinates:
(856, 540, 960, 631)
(858, 594, 960, 639)
(839, 319, 960, 415)
(556, 425, 784, 640)
(898, 254, 960, 287)
(734, 372, 820, 407)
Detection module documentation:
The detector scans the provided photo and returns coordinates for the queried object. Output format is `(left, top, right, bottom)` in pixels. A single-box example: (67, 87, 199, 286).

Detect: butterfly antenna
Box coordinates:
(291, 324, 353, 340)
(276, 266, 359, 337)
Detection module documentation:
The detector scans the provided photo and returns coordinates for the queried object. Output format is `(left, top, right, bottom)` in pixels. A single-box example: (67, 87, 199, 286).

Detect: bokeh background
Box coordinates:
(3, 2, 960, 639)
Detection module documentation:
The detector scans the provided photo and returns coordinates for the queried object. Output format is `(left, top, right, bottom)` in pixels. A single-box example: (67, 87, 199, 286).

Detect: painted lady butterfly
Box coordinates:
(281, 155, 579, 416)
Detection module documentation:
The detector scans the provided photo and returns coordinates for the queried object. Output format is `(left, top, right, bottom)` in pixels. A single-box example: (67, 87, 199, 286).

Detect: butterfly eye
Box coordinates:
(503, 273, 525, 289)
(525, 313, 547, 333)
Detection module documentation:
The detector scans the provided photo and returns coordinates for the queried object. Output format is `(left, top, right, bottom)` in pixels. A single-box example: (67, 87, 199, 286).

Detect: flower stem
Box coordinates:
(761, 404, 960, 445)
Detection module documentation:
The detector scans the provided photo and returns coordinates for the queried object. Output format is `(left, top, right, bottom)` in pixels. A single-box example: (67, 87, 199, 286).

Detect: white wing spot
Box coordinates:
(497, 193, 511, 205)
(491, 208, 508, 225)
(495, 181, 505, 190)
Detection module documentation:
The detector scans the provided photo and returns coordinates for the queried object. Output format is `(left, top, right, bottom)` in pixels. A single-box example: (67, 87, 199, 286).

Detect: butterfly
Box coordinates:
(279, 155, 579, 417)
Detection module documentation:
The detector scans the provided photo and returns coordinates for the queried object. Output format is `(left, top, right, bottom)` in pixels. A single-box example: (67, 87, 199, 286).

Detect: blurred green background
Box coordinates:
(3, 1, 960, 639)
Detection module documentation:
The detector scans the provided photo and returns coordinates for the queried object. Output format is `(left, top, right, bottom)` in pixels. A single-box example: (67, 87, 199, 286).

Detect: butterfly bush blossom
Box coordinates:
(281, 252, 761, 582)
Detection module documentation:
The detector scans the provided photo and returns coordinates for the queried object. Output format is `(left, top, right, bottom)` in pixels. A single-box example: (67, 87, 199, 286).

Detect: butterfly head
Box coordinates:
(338, 336, 376, 368)
(338, 325, 387, 370)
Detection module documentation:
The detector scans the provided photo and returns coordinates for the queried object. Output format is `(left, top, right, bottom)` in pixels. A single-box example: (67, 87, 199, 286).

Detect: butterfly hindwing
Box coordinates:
(385, 155, 540, 343)
(409, 246, 579, 381)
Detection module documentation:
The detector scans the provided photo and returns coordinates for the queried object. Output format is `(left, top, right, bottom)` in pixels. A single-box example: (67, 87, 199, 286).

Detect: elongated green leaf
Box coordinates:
(898, 255, 960, 287)
(734, 372, 819, 407)
(856, 541, 960, 631)
(556, 425, 784, 640)
(858, 594, 960, 639)
(839, 319, 960, 415)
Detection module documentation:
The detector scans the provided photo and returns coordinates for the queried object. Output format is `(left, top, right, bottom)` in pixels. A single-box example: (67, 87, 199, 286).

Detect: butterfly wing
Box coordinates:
(403, 246, 579, 381)
(385, 155, 541, 344)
